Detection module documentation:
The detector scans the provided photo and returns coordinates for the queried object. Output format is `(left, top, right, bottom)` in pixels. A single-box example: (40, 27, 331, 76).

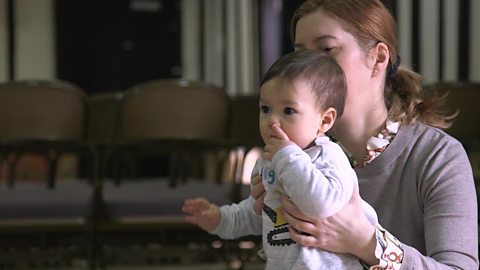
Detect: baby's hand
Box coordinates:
(263, 124, 294, 161)
(182, 198, 221, 232)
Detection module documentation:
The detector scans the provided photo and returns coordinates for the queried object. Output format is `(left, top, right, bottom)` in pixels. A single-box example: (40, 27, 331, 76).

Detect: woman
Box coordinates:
(251, 0, 478, 269)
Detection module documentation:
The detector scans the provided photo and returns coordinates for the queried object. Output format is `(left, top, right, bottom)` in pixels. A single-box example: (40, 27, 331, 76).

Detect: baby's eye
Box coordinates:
(260, 105, 270, 113)
(283, 107, 296, 115)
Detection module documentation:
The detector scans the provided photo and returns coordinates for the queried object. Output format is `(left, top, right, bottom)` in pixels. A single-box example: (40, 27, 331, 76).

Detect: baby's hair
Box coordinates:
(261, 49, 347, 118)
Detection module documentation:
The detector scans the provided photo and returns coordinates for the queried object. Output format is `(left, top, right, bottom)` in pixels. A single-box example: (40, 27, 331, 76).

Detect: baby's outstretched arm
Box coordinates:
(182, 198, 221, 232)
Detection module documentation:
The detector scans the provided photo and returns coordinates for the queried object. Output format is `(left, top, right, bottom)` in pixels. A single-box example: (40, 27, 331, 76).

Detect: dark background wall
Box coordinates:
(55, 0, 181, 94)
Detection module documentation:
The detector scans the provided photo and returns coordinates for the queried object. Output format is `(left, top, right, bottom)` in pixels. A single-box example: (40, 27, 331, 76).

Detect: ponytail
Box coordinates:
(386, 67, 456, 129)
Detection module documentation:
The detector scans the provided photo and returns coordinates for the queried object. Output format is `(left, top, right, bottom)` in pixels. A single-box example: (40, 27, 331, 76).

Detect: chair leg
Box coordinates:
(6, 153, 20, 188)
(230, 148, 246, 203)
(215, 150, 228, 184)
(47, 151, 59, 189)
(169, 152, 180, 187)
(113, 150, 132, 185)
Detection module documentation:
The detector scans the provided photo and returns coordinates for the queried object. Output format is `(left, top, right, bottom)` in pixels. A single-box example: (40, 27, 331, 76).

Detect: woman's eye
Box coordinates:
(321, 47, 334, 53)
(260, 105, 270, 113)
(284, 107, 296, 115)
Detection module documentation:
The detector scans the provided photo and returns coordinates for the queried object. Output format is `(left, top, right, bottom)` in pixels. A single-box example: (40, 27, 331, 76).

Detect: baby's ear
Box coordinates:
(319, 107, 336, 134)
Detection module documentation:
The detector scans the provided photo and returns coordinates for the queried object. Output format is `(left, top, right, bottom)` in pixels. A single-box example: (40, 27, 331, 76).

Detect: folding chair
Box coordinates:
(0, 79, 96, 268)
(96, 79, 236, 267)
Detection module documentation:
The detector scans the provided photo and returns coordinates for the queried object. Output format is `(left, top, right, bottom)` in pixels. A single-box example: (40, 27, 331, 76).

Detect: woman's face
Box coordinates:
(294, 9, 378, 129)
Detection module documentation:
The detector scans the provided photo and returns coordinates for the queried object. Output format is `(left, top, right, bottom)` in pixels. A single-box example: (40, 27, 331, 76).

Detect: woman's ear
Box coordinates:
(372, 42, 390, 77)
(318, 107, 337, 134)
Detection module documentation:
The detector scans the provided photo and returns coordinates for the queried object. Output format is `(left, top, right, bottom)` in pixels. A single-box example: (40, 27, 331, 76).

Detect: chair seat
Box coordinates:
(101, 179, 250, 223)
(0, 180, 94, 226)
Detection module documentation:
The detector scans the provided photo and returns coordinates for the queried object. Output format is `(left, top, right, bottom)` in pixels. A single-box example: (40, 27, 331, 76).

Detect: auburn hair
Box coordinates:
(290, 0, 453, 128)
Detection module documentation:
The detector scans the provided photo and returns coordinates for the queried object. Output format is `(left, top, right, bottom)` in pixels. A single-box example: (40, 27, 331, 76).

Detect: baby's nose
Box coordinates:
(268, 119, 278, 127)
(269, 121, 281, 129)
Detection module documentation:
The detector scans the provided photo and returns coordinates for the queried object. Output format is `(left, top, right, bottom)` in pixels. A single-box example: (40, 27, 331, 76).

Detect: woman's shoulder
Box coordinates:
(397, 121, 468, 164)
(399, 121, 463, 148)
(363, 121, 467, 171)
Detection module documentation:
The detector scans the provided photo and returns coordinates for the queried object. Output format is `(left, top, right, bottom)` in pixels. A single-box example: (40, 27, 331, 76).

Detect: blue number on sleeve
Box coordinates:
(267, 170, 275, 184)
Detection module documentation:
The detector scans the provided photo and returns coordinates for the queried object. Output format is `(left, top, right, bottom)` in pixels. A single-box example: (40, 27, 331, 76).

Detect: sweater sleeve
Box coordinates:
(209, 159, 264, 239)
(404, 137, 478, 269)
(271, 143, 354, 219)
(210, 196, 262, 239)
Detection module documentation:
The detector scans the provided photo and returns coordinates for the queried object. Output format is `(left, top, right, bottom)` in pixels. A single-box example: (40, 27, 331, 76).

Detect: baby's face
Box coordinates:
(259, 78, 323, 149)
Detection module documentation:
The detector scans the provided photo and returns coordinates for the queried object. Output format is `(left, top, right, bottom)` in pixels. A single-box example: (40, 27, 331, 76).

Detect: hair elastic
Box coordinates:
(388, 55, 401, 78)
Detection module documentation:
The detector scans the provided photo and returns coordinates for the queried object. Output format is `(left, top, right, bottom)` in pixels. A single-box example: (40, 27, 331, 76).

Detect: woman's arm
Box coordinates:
(405, 137, 478, 269)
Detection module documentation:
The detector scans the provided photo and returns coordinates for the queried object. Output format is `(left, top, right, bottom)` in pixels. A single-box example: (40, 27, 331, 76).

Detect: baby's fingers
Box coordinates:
(271, 124, 290, 141)
(184, 215, 197, 224)
(182, 197, 211, 213)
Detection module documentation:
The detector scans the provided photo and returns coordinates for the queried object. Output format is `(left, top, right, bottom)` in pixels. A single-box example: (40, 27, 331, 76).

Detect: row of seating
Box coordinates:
(0, 79, 478, 269)
(2, 79, 476, 185)
(0, 79, 264, 269)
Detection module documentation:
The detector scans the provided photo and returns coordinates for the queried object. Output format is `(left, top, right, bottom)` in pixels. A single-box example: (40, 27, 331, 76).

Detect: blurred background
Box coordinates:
(1, 0, 479, 92)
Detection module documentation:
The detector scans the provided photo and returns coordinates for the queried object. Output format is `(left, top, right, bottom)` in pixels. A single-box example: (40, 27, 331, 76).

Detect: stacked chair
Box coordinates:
(0, 80, 96, 269)
(86, 91, 124, 183)
(227, 95, 264, 201)
(222, 95, 265, 268)
(95, 79, 242, 268)
(0, 78, 268, 269)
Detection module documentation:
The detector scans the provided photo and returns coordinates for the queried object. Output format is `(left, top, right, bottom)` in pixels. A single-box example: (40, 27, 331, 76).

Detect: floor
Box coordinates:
(0, 231, 264, 270)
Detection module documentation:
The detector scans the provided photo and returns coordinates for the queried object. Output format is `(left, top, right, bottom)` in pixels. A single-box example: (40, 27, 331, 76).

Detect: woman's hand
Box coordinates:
(280, 184, 378, 265)
(250, 174, 265, 215)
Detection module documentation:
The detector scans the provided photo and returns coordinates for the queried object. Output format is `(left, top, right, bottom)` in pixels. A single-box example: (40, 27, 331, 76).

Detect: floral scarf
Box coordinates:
(339, 120, 400, 168)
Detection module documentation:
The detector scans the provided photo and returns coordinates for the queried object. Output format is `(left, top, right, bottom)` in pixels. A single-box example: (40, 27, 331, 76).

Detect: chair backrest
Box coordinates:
(87, 91, 123, 145)
(229, 95, 263, 148)
(424, 81, 480, 141)
(0, 80, 86, 142)
(119, 79, 229, 143)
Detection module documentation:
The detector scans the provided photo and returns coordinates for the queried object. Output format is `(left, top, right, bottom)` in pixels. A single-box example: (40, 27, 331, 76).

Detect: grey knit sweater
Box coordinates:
(356, 121, 478, 269)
